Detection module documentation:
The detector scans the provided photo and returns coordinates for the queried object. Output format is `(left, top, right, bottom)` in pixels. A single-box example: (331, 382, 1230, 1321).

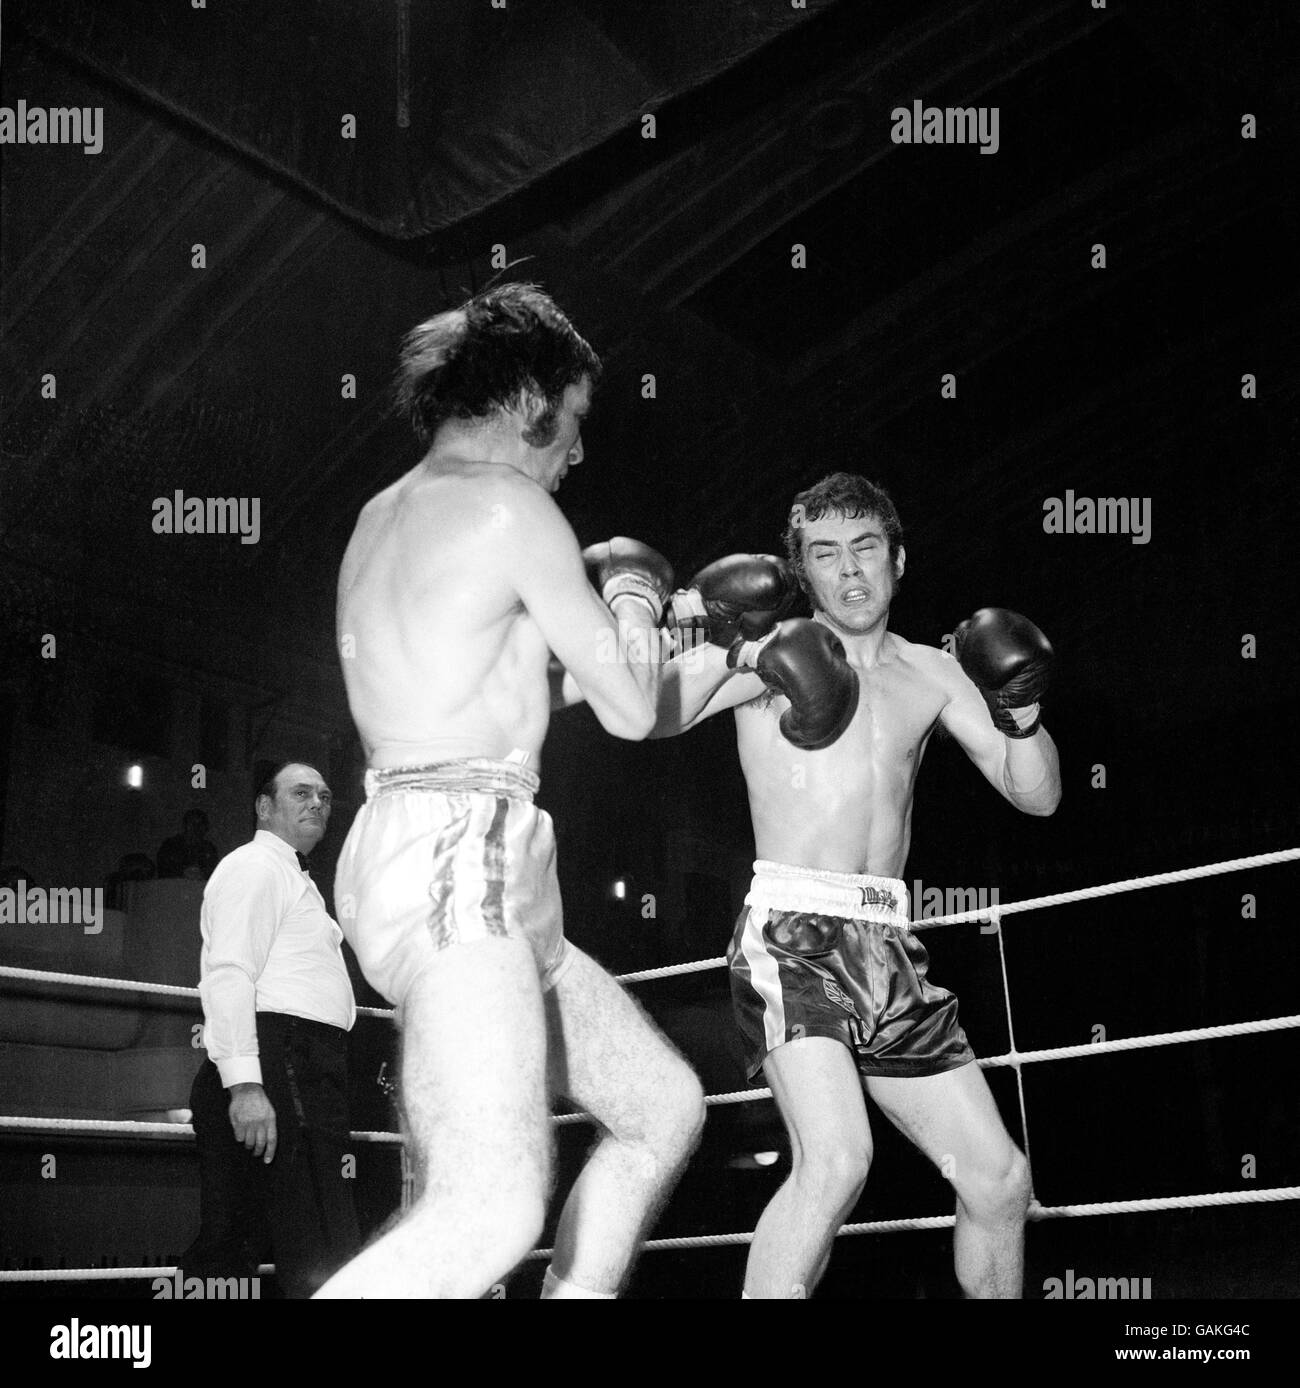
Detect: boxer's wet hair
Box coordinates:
(782, 473, 904, 596)
(396, 282, 602, 448)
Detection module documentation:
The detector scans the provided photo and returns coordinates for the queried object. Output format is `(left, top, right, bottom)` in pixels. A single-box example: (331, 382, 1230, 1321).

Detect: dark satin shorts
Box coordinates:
(728, 903, 976, 1081)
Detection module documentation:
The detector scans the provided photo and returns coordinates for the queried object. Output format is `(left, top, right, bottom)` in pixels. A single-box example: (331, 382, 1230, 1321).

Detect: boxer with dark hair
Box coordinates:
(319, 283, 703, 1299)
(653, 474, 1061, 1299)
(396, 281, 602, 450)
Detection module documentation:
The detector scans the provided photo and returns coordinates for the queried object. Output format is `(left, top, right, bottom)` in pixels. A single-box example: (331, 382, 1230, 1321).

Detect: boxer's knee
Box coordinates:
(954, 1145, 1030, 1223)
(669, 1062, 708, 1157)
(647, 1059, 706, 1164)
(613, 1059, 704, 1179)
(483, 1189, 547, 1266)
(791, 1139, 872, 1210)
(407, 1178, 546, 1270)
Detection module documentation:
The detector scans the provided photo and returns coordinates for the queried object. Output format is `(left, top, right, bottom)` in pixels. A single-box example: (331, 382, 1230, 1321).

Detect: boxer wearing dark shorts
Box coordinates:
(728, 859, 973, 1082)
(650, 475, 1059, 1297)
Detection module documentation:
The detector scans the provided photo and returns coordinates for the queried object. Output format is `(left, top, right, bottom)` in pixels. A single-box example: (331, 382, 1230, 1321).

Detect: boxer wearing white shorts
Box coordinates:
(316, 284, 704, 1300)
(337, 760, 575, 1013)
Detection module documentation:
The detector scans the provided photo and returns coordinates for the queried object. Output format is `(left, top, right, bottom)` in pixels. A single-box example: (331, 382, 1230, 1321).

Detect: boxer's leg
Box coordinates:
(867, 1063, 1029, 1298)
(315, 936, 550, 1298)
(745, 1036, 872, 1298)
(543, 946, 705, 1296)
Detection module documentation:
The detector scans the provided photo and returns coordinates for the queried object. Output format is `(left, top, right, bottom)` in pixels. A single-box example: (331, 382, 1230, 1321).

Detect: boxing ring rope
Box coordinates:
(3, 848, 1293, 1006)
(2, 847, 1297, 1284)
(615, 847, 1300, 982)
(2, 1011, 1296, 1143)
(0, 966, 390, 1019)
(5, 1186, 1299, 1280)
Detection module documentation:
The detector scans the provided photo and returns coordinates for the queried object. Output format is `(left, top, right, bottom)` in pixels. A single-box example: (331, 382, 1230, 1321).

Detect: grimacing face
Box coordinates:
(257, 764, 332, 854)
(799, 511, 904, 636)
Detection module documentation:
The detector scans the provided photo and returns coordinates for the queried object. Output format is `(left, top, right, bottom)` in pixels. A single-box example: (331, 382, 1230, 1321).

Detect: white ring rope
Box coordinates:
(0, 967, 391, 1018)
(2, 849, 1293, 1001)
(620, 847, 1300, 979)
(3, 1011, 1295, 1141)
(0, 1116, 404, 1142)
(0, 1263, 274, 1284)
(525, 1185, 1300, 1256)
(4, 850, 1293, 1287)
(4, 1185, 1296, 1281)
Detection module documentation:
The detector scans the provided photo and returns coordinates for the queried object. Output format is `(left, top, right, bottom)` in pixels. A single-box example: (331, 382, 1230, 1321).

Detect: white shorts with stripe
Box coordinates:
(335, 760, 575, 1014)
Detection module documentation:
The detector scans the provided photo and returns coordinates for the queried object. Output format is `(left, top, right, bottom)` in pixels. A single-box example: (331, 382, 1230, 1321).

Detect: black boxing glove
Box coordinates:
(954, 607, 1054, 738)
(582, 537, 674, 623)
(667, 553, 799, 650)
(729, 618, 859, 750)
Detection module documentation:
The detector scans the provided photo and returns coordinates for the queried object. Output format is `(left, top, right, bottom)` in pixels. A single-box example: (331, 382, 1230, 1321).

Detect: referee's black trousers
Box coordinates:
(181, 1011, 361, 1298)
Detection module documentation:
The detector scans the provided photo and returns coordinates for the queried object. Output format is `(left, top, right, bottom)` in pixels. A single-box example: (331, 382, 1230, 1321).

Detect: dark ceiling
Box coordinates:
(1, 0, 1296, 739)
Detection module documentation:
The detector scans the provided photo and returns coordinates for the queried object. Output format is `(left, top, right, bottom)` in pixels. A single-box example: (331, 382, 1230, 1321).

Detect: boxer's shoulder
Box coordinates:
(880, 631, 953, 680)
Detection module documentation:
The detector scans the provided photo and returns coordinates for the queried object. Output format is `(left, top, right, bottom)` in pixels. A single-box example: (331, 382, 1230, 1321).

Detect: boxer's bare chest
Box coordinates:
(737, 647, 948, 871)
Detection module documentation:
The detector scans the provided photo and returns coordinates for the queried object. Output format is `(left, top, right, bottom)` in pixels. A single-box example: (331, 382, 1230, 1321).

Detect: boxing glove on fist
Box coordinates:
(667, 553, 799, 650)
(954, 607, 1053, 738)
(729, 618, 860, 751)
(583, 538, 674, 623)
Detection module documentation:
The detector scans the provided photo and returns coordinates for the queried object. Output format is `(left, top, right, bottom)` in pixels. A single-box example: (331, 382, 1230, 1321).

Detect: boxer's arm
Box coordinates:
(936, 652, 1061, 815)
(505, 487, 660, 740)
(648, 642, 765, 737)
(548, 656, 585, 710)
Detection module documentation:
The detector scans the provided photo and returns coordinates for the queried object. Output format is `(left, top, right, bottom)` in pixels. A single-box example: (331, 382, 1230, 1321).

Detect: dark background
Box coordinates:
(1, 0, 1297, 1301)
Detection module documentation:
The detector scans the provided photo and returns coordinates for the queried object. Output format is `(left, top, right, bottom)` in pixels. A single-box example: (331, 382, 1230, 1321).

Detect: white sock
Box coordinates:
(542, 1266, 616, 1299)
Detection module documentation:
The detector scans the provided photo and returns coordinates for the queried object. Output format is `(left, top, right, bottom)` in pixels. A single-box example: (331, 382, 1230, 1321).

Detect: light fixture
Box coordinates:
(727, 1150, 782, 1170)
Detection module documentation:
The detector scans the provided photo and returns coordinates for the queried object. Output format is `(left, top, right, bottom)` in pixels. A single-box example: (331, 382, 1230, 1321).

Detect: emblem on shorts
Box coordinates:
(859, 885, 900, 913)
(822, 978, 861, 1018)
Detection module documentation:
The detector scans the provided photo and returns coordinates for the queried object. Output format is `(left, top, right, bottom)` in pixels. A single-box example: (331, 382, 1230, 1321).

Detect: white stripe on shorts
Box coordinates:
(739, 904, 787, 1056)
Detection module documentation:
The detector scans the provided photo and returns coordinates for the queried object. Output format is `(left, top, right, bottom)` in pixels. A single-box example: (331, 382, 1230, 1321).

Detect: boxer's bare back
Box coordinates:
(338, 462, 556, 767)
(338, 380, 659, 764)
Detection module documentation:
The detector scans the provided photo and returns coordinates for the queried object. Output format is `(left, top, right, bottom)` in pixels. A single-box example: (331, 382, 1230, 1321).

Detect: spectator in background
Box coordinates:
(157, 809, 220, 881)
(104, 852, 156, 911)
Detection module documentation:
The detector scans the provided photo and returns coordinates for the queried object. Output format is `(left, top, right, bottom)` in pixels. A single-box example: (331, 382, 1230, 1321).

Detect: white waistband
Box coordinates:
(746, 859, 910, 927)
(364, 759, 539, 801)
